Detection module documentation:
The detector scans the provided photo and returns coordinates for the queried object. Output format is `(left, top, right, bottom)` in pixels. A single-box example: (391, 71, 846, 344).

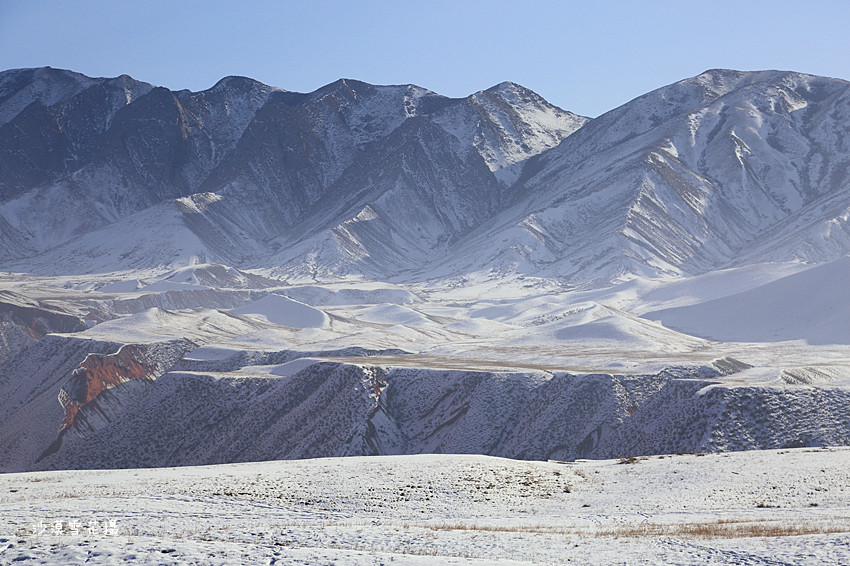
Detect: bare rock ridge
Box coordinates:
(28, 358, 850, 471)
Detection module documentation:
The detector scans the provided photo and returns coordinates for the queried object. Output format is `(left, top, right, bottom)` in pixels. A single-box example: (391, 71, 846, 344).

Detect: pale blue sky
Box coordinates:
(1, 0, 848, 117)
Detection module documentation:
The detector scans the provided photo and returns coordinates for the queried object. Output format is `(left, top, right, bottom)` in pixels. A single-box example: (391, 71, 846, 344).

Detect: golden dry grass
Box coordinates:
(322, 353, 633, 374)
(420, 517, 850, 540)
(597, 518, 850, 539)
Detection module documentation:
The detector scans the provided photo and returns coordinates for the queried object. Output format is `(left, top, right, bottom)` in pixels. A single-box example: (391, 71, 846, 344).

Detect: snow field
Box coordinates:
(1, 449, 848, 564)
(230, 294, 330, 328)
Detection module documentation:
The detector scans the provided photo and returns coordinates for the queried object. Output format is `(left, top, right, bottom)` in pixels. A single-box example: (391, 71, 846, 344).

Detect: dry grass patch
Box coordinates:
(422, 517, 850, 540)
(324, 354, 634, 374)
(424, 523, 574, 535)
(598, 517, 850, 539)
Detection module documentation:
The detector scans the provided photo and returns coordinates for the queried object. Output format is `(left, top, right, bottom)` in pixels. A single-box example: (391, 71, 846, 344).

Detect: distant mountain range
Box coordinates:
(1, 67, 849, 283)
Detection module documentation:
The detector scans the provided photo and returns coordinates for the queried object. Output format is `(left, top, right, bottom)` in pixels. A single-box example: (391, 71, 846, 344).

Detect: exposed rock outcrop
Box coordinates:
(0, 290, 90, 362)
(57, 340, 196, 434)
(28, 360, 850, 471)
(33, 339, 196, 464)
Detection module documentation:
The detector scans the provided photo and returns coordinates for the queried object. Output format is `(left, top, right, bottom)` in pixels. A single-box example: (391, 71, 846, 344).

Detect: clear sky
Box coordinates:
(1, 0, 848, 117)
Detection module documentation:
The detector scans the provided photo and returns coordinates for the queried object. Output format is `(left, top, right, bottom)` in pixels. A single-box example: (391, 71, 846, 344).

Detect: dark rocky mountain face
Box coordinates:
(0, 68, 586, 276)
(0, 69, 152, 202)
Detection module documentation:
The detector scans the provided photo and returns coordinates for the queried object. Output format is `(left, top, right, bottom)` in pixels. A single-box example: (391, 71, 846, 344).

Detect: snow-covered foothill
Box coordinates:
(645, 255, 850, 345)
(230, 294, 330, 328)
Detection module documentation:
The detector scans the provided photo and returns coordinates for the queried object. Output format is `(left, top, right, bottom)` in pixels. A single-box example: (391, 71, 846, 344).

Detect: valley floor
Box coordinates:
(1, 448, 848, 565)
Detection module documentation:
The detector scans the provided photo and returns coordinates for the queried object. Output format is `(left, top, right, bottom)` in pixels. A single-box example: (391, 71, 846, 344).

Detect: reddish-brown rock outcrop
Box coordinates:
(56, 340, 195, 433)
(58, 345, 154, 430)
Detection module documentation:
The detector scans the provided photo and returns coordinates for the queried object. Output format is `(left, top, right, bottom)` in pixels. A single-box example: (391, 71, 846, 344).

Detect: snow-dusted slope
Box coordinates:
(6, 68, 850, 283)
(185, 79, 588, 278)
(0, 290, 89, 362)
(0, 70, 277, 259)
(0, 69, 587, 278)
(1, 351, 842, 472)
(437, 69, 850, 283)
(645, 255, 850, 344)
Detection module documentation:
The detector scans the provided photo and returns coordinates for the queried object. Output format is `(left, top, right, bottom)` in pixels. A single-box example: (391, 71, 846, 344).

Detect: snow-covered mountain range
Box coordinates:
(1, 67, 850, 473)
(0, 67, 586, 277)
(3, 67, 850, 282)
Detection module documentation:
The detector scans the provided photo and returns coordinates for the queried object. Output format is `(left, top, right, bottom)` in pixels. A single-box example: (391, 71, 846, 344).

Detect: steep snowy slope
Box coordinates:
(234, 81, 587, 278)
(4, 68, 850, 283)
(437, 69, 850, 283)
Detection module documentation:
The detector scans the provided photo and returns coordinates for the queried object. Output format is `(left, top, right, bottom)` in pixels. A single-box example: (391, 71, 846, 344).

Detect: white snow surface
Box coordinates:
(78, 307, 269, 344)
(267, 357, 324, 377)
(645, 256, 850, 344)
(7, 256, 850, 372)
(230, 294, 330, 329)
(94, 280, 143, 293)
(1, 449, 848, 565)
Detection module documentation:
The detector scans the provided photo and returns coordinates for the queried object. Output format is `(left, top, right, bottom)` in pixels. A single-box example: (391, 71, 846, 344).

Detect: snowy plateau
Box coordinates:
(1, 66, 850, 564)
